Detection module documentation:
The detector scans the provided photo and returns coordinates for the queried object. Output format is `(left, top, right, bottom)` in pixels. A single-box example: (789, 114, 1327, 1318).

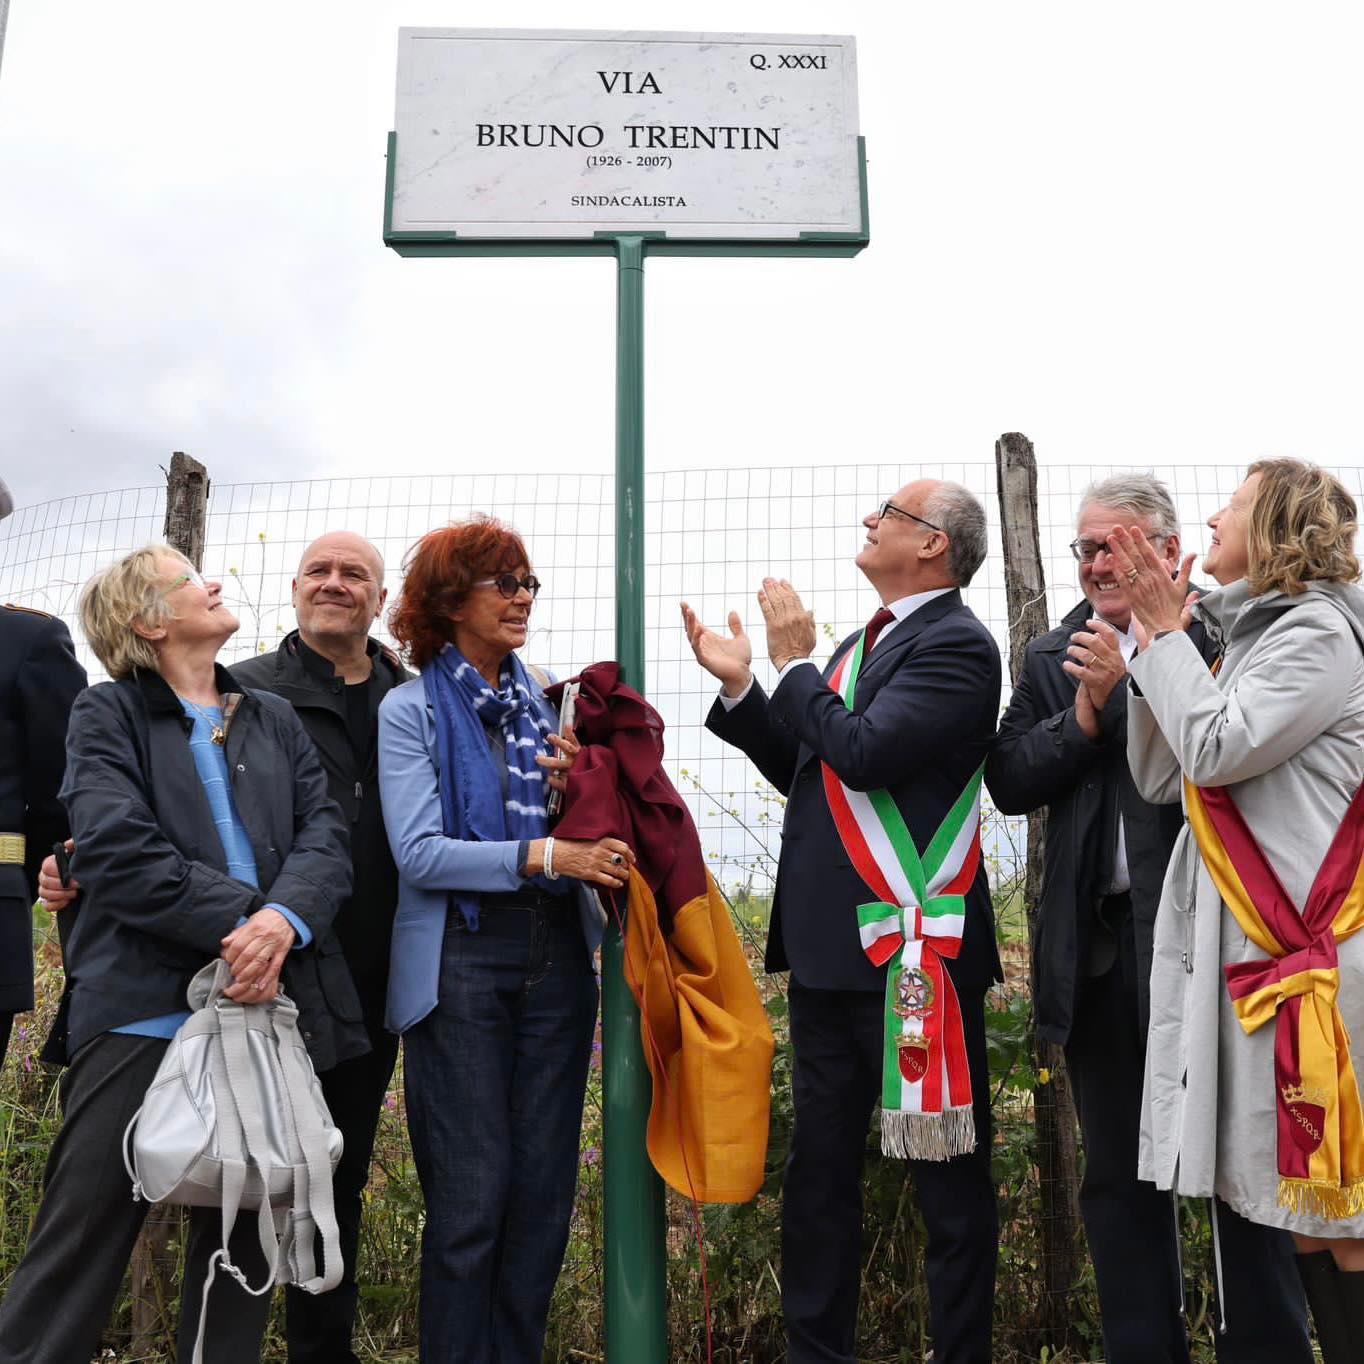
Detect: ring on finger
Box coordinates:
(1125, 568, 1139, 584)
(610, 852, 625, 866)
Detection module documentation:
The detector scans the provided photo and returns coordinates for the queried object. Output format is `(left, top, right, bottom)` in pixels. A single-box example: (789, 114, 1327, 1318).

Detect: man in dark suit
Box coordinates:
(683, 479, 1002, 1364)
(986, 474, 1310, 1363)
(0, 601, 87, 1063)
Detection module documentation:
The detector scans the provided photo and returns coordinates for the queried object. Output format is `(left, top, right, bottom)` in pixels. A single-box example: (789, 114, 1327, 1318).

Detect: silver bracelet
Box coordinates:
(543, 836, 559, 880)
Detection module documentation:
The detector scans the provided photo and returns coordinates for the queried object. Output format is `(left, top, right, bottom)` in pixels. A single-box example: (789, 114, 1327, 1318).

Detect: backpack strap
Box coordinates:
(271, 999, 343, 1294)
(216, 1003, 284, 1290)
(187, 1001, 283, 1364)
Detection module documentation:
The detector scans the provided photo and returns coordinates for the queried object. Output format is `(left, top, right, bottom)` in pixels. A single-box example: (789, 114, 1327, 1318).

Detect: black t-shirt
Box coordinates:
(344, 678, 373, 763)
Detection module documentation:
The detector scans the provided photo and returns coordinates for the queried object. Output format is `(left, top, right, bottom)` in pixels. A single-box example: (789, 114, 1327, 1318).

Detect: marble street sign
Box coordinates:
(390, 28, 862, 242)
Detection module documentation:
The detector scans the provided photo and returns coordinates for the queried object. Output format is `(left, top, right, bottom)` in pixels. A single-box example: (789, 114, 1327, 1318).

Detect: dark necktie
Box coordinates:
(863, 606, 896, 654)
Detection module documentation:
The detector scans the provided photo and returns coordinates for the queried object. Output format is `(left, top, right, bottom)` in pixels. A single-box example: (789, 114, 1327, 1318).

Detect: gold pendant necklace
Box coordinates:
(185, 699, 226, 745)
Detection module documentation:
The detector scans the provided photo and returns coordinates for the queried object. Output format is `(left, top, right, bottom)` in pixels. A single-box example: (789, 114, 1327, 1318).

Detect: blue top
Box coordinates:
(379, 671, 604, 1035)
(112, 701, 310, 1038)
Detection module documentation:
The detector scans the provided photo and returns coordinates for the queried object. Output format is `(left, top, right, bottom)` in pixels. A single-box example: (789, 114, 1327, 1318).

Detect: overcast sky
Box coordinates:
(2, 1, 1362, 513)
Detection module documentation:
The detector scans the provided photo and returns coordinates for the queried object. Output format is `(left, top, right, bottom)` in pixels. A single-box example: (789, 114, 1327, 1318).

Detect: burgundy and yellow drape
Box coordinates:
(1186, 777, 1364, 1218)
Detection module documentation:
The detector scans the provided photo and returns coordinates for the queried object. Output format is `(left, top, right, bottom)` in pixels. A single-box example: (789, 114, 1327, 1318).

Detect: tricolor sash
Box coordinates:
(1185, 776, 1364, 1219)
(822, 628, 983, 1159)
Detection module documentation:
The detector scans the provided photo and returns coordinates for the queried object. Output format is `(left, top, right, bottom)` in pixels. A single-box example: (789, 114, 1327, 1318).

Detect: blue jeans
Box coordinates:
(403, 900, 598, 1364)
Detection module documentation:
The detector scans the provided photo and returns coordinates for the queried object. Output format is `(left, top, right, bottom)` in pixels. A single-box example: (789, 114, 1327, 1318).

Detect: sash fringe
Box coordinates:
(1277, 1175, 1364, 1222)
(881, 1107, 976, 1161)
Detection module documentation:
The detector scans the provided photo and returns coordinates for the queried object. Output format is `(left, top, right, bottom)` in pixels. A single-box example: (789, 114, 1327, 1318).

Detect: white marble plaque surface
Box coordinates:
(391, 28, 861, 240)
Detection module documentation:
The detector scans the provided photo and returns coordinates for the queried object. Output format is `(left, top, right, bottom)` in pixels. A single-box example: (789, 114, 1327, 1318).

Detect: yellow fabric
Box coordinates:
(1185, 778, 1364, 1219)
(1183, 783, 1280, 957)
(619, 868, 775, 1204)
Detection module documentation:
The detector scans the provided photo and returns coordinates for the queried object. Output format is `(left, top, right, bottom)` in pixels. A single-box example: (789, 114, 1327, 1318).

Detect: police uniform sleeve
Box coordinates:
(17, 616, 87, 897)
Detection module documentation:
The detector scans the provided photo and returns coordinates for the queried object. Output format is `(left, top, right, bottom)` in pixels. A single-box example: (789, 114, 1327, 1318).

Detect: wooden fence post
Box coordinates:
(127, 454, 210, 1353)
(994, 432, 1083, 1350)
(163, 451, 210, 569)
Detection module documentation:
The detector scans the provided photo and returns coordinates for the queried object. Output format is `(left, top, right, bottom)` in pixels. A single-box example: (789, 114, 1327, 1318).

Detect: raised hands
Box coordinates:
(1106, 527, 1198, 647)
(680, 601, 754, 696)
(1062, 617, 1128, 739)
(756, 578, 816, 671)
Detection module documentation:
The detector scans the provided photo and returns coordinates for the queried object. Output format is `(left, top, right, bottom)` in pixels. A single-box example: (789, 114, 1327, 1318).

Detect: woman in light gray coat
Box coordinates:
(1108, 459, 1364, 1359)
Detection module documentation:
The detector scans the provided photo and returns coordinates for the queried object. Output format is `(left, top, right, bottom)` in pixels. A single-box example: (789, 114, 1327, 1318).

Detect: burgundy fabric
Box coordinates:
(862, 606, 896, 655)
(546, 662, 706, 934)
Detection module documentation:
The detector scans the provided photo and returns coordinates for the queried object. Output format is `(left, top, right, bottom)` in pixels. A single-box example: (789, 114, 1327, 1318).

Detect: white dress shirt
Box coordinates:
(1105, 618, 1139, 895)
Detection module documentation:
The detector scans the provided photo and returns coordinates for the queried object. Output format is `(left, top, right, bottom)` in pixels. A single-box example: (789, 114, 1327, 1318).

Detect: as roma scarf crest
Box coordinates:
(1186, 776, 1364, 1219)
(822, 627, 982, 1160)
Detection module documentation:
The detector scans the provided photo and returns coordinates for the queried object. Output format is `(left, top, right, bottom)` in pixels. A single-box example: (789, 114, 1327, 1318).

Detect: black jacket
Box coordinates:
(708, 591, 1003, 995)
(985, 600, 1217, 1045)
(229, 633, 409, 1006)
(0, 606, 87, 1013)
(57, 664, 365, 1070)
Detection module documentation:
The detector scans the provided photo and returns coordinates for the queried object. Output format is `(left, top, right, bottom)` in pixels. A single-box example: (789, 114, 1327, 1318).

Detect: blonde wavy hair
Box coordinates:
(1246, 459, 1360, 597)
(79, 543, 189, 678)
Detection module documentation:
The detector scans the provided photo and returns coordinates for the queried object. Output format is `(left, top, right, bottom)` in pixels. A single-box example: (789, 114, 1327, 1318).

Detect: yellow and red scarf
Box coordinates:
(1185, 776, 1364, 1218)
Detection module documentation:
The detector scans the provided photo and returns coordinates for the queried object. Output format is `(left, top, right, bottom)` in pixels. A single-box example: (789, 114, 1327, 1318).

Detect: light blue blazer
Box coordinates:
(378, 671, 605, 1034)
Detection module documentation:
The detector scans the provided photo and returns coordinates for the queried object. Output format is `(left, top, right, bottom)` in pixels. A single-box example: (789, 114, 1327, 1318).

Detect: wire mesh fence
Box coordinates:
(5, 457, 1363, 1359)
(7, 459, 1363, 889)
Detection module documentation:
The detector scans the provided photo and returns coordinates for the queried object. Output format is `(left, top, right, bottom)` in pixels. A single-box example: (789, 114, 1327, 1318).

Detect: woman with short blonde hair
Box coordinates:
(0, 544, 362, 1364)
(78, 542, 188, 677)
(1110, 459, 1364, 1359)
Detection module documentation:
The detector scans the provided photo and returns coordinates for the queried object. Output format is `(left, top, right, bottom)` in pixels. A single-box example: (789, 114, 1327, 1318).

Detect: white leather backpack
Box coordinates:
(122, 961, 344, 1362)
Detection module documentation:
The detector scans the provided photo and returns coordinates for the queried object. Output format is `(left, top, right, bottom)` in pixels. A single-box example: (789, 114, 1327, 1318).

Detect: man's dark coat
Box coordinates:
(985, 600, 1214, 1044)
(707, 589, 1003, 1363)
(230, 631, 409, 1008)
(0, 606, 86, 1016)
(709, 589, 1003, 997)
(58, 665, 365, 1070)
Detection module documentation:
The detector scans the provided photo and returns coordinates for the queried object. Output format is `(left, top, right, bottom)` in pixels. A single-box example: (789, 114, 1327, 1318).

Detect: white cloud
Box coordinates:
(1, 0, 1361, 513)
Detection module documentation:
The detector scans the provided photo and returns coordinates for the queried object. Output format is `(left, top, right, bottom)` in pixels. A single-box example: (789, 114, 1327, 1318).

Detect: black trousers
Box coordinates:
(284, 992, 400, 1364)
(0, 1033, 274, 1364)
(1066, 903, 1312, 1363)
(783, 976, 998, 1364)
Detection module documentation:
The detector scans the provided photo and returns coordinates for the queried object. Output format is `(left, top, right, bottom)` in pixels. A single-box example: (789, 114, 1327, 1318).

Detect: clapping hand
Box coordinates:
(1106, 527, 1198, 646)
(680, 601, 753, 696)
(756, 578, 816, 671)
(1062, 617, 1127, 739)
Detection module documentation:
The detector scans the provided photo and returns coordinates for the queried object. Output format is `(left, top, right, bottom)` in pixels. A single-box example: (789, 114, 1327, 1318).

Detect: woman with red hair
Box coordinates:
(379, 516, 632, 1362)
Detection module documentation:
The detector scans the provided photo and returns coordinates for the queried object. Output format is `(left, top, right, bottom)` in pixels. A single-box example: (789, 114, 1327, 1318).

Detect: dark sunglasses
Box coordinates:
(472, 573, 542, 600)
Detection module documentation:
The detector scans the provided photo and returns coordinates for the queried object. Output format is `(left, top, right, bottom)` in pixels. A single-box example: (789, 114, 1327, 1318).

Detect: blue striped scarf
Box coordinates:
(423, 644, 556, 930)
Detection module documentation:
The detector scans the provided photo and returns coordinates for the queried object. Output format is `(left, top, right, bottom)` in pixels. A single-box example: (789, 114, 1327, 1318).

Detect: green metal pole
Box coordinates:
(602, 233, 668, 1362)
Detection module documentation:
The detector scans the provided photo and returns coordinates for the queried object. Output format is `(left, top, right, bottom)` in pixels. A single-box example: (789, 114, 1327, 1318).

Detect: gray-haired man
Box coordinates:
(986, 474, 1310, 1361)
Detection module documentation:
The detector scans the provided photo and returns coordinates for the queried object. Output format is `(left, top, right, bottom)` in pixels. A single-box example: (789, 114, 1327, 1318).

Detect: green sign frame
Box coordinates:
(383, 126, 869, 1361)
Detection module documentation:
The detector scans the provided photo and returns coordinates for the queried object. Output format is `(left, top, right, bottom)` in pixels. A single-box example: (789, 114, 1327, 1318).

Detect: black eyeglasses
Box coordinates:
(876, 499, 942, 533)
(472, 573, 542, 600)
(1068, 534, 1167, 565)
